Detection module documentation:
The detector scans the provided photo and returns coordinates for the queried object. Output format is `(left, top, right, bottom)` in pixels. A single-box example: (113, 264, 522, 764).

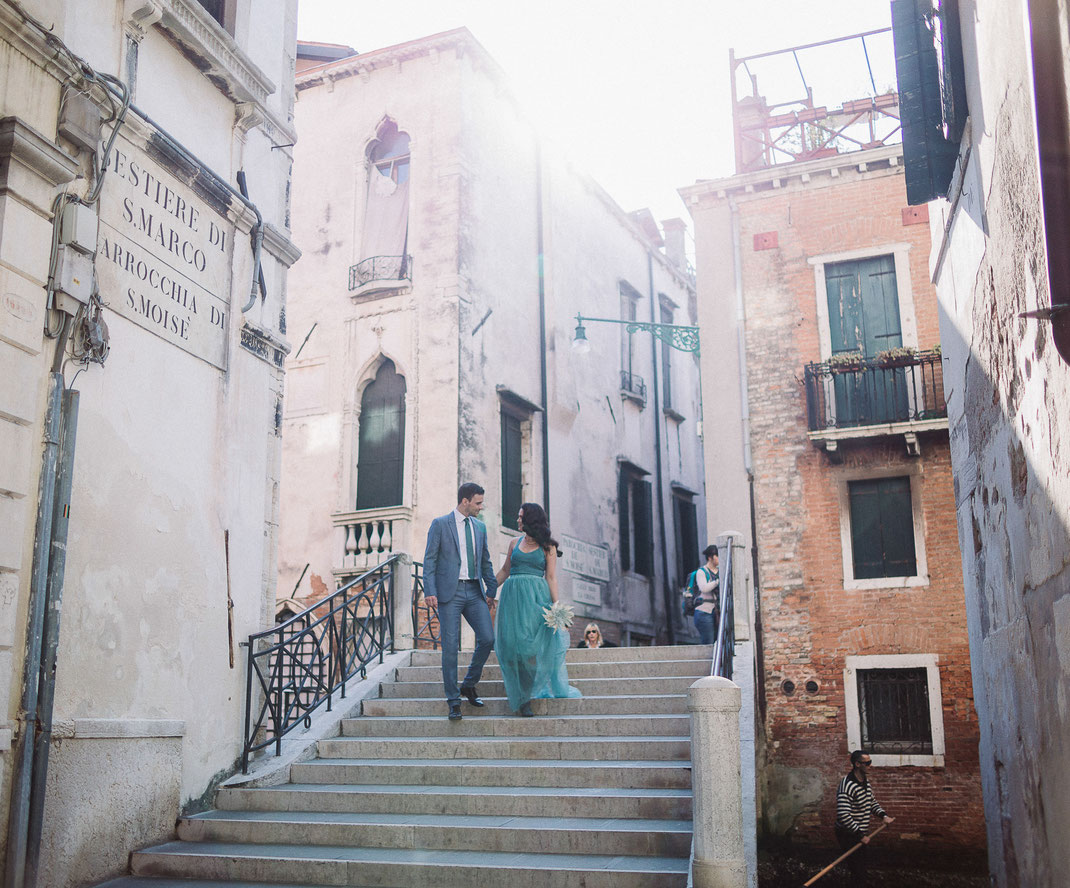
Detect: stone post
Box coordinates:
(391, 552, 415, 650)
(715, 530, 750, 642)
(689, 676, 746, 888)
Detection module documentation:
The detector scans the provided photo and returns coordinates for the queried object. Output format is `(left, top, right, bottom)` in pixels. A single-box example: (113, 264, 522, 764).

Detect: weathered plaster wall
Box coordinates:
(0, 1, 298, 884)
(930, 2, 1070, 884)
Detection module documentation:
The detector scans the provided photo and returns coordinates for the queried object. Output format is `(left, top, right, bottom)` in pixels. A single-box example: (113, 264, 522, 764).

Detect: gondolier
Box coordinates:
(834, 750, 895, 886)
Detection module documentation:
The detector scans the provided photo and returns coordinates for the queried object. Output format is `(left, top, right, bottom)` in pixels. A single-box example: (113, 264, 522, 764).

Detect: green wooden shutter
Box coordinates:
(848, 477, 918, 579)
(618, 470, 631, 571)
(634, 479, 654, 578)
(500, 411, 524, 527)
(356, 361, 406, 509)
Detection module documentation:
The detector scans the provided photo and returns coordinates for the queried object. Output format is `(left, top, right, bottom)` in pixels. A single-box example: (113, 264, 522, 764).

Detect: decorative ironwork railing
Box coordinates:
(803, 349, 946, 432)
(348, 254, 412, 291)
(241, 557, 397, 772)
(711, 542, 736, 680)
(410, 561, 440, 650)
(620, 370, 647, 403)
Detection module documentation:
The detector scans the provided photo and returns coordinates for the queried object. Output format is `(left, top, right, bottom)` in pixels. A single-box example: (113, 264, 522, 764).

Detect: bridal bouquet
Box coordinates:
(542, 600, 574, 631)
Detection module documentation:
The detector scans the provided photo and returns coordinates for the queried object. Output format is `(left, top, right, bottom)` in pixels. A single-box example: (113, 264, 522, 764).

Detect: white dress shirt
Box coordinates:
(453, 509, 475, 581)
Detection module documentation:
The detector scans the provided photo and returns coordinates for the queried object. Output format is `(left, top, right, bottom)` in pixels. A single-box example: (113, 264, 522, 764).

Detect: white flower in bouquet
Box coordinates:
(542, 600, 574, 631)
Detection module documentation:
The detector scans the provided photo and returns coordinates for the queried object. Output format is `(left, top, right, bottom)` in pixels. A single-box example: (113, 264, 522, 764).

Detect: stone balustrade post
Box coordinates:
(391, 552, 415, 650)
(689, 676, 746, 888)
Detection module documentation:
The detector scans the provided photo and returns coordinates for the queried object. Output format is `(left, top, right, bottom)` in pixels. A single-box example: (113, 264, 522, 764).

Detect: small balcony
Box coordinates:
(348, 254, 412, 299)
(620, 370, 647, 407)
(803, 348, 947, 455)
(332, 505, 413, 585)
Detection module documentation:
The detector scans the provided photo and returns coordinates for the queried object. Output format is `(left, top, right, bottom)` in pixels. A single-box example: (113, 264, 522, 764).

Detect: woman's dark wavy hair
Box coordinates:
(520, 502, 562, 556)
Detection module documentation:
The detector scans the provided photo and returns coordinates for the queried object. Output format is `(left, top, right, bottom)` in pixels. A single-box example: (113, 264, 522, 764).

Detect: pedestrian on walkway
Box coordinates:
(683, 545, 719, 644)
(834, 750, 894, 887)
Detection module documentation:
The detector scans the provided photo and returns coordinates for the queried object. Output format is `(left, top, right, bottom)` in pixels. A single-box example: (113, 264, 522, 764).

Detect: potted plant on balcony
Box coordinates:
(875, 345, 918, 368)
(827, 349, 864, 372)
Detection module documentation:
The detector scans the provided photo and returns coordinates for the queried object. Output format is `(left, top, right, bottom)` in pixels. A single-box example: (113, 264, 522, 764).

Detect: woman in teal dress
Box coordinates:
(494, 503, 582, 716)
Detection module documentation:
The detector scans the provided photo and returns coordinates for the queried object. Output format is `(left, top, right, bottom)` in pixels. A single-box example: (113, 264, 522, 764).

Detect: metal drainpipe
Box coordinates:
(647, 252, 674, 645)
(24, 387, 79, 888)
(3, 371, 64, 888)
(535, 143, 550, 511)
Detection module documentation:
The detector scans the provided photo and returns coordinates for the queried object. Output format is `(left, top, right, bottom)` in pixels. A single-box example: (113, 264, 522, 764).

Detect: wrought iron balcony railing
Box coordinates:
(804, 349, 946, 432)
(348, 254, 412, 292)
(620, 370, 647, 404)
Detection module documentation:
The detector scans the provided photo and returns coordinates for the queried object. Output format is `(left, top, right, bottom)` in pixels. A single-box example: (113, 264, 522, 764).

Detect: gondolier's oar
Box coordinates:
(803, 822, 888, 886)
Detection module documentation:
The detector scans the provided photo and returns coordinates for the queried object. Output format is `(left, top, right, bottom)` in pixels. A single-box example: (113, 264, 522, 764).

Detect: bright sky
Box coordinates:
(297, 1, 896, 226)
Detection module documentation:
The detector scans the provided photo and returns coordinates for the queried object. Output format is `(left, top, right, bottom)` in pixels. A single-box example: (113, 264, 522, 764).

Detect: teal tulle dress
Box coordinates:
(495, 540, 582, 712)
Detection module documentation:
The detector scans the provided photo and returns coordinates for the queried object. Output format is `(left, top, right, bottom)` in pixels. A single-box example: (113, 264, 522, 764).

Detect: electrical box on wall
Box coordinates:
(54, 246, 93, 314)
(59, 202, 99, 254)
(57, 91, 102, 154)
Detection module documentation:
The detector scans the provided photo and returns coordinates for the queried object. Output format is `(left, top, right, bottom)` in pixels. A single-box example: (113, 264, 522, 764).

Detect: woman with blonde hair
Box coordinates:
(577, 622, 616, 648)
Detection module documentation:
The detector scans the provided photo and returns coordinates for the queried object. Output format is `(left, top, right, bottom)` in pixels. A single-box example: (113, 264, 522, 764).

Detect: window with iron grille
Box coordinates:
(857, 667, 933, 754)
(848, 476, 917, 579)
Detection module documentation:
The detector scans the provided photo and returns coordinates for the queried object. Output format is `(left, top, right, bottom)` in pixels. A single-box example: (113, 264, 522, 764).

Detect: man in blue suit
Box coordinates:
(423, 482, 498, 720)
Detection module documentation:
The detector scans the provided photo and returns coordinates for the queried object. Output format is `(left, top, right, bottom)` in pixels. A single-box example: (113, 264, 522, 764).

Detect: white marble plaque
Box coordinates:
(559, 534, 610, 582)
(571, 578, 603, 607)
(96, 135, 234, 370)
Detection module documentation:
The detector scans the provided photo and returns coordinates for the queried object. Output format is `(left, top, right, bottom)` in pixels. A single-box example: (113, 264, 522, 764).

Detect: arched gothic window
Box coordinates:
(356, 360, 406, 509)
(358, 121, 410, 284)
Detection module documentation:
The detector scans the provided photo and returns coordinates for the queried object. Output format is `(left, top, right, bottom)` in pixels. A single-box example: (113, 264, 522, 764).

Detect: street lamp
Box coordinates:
(571, 312, 701, 355)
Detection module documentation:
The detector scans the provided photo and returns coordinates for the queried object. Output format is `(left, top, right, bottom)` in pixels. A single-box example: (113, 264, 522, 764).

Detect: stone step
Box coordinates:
(216, 783, 693, 820)
(341, 713, 691, 738)
(290, 758, 692, 790)
(131, 841, 689, 888)
(317, 735, 689, 761)
(396, 659, 712, 682)
(376, 675, 701, 698)
(177, 810, 692, 857)
(408, 644, 712, 668)
(361, 694, 688, 718)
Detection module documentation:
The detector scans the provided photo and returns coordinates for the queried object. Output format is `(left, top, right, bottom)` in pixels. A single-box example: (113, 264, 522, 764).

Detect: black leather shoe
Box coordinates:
(460, 686, 484, 707)
(519, 702, 534, 717)
(448, 703, 462, 721)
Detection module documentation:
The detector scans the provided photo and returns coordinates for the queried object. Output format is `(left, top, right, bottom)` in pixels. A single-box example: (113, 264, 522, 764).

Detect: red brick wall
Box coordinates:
(735, 164, 985, 855)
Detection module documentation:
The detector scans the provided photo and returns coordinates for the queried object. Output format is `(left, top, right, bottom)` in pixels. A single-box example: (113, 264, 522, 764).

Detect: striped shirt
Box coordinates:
(835, 772, 886, 837)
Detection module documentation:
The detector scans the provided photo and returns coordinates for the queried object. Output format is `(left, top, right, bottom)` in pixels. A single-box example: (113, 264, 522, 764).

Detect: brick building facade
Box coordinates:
(682, 41, 986, 858)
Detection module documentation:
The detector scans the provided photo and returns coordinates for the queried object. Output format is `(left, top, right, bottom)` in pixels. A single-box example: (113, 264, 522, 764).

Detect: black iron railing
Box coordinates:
(620, 370, 647, 403)
(410, 561, 440, 649)
(241, 557, 397, 772)
(804, 349, 945, 432)
(348, 254, 412, 291)
(711, 542, 735, 679)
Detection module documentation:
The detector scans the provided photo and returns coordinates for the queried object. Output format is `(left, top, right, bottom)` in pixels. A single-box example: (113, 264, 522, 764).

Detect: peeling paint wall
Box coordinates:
(931, 2, 1070, 885)
(280, 29, 705, 646)
(0, 1, 298, 885)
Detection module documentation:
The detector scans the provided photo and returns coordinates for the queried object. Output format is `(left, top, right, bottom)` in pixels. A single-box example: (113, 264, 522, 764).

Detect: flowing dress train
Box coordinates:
(494, 541, 582, 712)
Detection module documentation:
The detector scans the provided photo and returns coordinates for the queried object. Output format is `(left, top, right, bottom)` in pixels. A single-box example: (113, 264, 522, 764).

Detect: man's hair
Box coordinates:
(457, 482, 484, 503)
(850, 749, 866, 765)
(703, 544, 719, 559)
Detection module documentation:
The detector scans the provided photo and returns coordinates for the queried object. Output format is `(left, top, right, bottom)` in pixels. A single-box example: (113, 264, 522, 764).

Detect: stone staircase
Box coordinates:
(102, 644, 712, 888)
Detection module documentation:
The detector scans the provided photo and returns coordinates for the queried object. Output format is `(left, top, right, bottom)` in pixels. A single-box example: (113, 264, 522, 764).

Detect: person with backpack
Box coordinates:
(682, 545, 720, 645)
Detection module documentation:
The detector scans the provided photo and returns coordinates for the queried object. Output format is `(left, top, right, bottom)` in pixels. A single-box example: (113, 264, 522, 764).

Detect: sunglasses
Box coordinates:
(585, 631, 598, 636)
(859, 760, 872, 766)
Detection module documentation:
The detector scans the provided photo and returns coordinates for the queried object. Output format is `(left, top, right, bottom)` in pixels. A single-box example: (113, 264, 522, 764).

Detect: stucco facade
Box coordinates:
(0, 2, 298, 885)
(683, 143, 985, 859)
(919, 1, 1070, 884)
(280, 29, 706, 649)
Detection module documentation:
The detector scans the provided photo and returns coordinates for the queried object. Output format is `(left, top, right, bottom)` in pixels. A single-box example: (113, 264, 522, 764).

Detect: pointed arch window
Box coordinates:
(352, 121, 411, 293)
(356, 360, 406, 509)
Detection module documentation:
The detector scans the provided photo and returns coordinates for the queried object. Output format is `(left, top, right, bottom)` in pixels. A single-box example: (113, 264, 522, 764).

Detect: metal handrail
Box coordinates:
(348, 254, 412, 291)
(410, 561, 440, 649)
(240, 556, 399, 772)
(711, 543, 735, 679)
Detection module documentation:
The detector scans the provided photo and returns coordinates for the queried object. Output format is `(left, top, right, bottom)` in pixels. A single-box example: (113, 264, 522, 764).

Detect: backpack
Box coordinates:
(682, 568, 707, 616)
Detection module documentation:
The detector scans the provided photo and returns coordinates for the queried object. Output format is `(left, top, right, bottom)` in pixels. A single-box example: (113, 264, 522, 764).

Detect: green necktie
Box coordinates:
(464, 517, 477, 580)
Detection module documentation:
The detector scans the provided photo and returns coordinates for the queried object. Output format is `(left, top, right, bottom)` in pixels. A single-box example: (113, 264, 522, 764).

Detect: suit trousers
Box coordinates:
(439, 579, 494, 704)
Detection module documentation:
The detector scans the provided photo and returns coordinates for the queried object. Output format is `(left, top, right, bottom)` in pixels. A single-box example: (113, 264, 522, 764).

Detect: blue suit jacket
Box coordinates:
(422, 512, 498, 604)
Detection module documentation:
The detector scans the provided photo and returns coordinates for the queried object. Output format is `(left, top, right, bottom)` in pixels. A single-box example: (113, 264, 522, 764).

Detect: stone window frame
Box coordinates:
(809, 242, 920, 361)
(834, 463, 929, 590)
(844, 653, 946, 768)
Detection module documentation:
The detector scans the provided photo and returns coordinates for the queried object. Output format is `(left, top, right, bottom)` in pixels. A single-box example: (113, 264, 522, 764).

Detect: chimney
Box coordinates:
(661, 218, 688, 271)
